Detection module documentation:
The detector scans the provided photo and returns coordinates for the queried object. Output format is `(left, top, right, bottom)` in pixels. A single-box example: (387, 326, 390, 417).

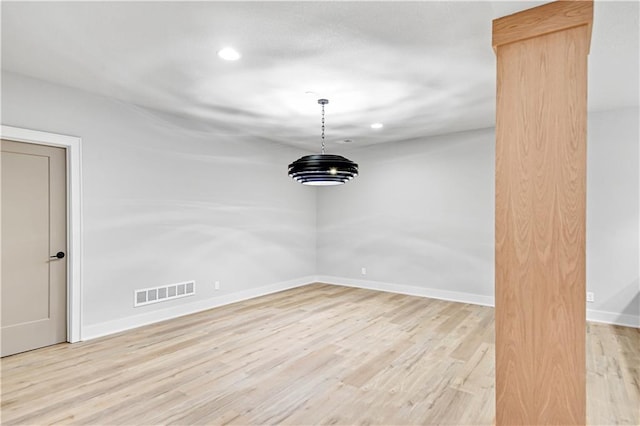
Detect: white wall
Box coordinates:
(1, 71, 317, 338)
(3, 71, 637, 334)
(587, 108, 639, 325)
(317, 108, 640, 326)
(317, 128, 495, 304)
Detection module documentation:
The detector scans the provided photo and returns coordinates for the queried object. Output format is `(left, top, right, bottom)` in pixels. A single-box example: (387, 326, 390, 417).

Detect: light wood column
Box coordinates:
(493, 2, 593, 425)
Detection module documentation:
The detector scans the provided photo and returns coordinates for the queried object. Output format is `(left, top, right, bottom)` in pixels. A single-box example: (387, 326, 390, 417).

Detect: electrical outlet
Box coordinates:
(214, 281, 220, 290)
(586, 292, 594, 303)
(361, 267, 367, 275)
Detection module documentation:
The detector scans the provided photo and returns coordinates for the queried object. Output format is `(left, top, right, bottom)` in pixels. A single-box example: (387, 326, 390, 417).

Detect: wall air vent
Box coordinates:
(134, 280, 196, 307)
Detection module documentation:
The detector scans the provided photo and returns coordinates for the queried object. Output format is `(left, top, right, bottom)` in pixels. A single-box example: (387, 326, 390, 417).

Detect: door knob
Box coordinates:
(50, 251, 65, 259)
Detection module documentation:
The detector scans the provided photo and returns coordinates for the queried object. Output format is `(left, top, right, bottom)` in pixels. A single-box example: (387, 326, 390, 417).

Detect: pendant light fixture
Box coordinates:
(288, 99, 358, 186)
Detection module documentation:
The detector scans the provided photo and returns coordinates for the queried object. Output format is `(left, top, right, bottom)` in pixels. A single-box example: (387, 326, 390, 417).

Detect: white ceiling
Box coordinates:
(2, 1, 638, 151)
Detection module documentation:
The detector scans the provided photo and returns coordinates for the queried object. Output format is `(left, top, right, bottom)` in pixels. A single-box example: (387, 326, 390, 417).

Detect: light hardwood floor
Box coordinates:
(1, 284, 638, 425)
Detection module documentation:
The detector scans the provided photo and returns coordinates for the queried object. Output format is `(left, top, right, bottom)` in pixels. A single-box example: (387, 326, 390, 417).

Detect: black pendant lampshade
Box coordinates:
(288, 99, 358, 186)
(288, 154, 358, 186)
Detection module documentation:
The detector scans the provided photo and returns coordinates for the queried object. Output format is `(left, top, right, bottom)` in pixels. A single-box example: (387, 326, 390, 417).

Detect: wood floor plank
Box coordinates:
(1, 284, 637, 425)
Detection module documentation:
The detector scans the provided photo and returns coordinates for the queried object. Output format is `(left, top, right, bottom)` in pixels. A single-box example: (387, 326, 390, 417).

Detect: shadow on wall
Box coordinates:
(617, 279, 640, 322)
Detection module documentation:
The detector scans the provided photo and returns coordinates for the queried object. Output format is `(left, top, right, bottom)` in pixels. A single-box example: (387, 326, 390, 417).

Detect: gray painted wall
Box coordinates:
(317, 128, 495, 297)
(3, 71, 638, 331)
(318, 108, 639, 323)
(2, 71, 317, 329)
(587, 108, 639, 320)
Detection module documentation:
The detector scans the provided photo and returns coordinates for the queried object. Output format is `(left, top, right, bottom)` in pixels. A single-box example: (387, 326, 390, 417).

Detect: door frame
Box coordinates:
(1, 125, 83, 343)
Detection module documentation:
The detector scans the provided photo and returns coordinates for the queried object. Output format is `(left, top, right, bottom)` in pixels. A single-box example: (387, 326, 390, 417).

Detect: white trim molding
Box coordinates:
(77, 273, 639, 341)
(316, 276, 639, 328)
(587, 309, 640, 328)
(316, 275, 495, 307)
(1, 125, 84, 342)
(82, 275, 317, 340)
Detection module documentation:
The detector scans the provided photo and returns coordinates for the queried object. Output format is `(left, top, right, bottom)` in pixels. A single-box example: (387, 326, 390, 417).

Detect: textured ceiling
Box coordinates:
(1, 1, 638, 152)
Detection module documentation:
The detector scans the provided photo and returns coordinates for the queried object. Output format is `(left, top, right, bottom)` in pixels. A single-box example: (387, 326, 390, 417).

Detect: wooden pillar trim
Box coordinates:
(492, 1, 593, 52)
(493, 1, 593, 425)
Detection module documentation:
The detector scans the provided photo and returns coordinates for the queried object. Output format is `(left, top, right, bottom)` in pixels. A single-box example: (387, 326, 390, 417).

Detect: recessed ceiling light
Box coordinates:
(370, 123, 384, 129)
(217, 47, 241, 61)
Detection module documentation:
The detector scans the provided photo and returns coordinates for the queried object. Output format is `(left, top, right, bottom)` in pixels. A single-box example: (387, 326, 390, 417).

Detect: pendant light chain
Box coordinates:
(287, 97, 358, 186)
(321, 102, 326, 155)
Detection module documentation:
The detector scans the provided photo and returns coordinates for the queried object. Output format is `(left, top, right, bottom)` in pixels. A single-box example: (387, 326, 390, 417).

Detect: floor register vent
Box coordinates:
(134, 280, 195, 307)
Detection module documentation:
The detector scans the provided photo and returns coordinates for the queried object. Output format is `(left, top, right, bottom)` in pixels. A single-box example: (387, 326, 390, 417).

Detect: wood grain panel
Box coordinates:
(494, 1, 592, 424)
(492, 1, 593, 52)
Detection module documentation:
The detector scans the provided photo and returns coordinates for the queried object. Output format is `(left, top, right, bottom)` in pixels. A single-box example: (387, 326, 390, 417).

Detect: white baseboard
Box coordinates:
(586, 309, 640, 328)
(81, 275, 316, 340)
(316, 275, 639, 329)
(82, 275, 638, 340)
(316, 275, 495, 307)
